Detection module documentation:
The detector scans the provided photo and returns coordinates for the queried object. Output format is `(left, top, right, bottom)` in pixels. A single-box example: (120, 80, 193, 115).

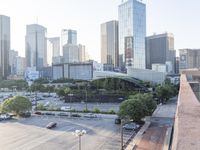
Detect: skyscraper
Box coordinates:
(101, 20, 119, 67)
(9, 49, 18, 75)
(25, 24, 47, 70)
(47, 37, 60, 65)
(118, 0, 146, 69)
(145, 33, 176, 73)
(61, 29, 77, 46)
(0, 15, 10, 79)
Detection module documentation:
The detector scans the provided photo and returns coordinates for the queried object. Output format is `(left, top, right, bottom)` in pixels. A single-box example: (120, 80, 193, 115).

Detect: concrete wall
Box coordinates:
(172, 74, 200, 150)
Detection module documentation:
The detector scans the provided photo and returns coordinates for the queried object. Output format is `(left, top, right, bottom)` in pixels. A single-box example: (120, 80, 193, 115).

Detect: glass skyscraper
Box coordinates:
(0, 15, 10, 79)
(25, 24, 47, 70)
(118, 0, 146, 69)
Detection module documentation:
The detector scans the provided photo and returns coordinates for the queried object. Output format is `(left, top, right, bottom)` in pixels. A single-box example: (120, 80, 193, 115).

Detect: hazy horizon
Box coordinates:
(0, 0, 200, 62)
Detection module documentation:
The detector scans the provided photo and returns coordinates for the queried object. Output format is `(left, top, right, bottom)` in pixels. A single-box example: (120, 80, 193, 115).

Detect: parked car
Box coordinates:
(0, 114, 12, 120)
(60, 106, 71, 111)
(45, 112, 55, 116)
(114, 117, 121, 124)
(57, 113, 68, 117)
(46, 122, 57, 129)
(84, 113, 97, 118)
(34, 111, 43, 115)
(71, 113, 81, 117)
(123, 122, 139, 130)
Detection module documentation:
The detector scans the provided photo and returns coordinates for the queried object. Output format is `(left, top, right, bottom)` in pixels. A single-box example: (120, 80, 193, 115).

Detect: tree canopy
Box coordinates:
(118, 93, 157, 122)
(155, 83, 178, 103)
(1, 96, 32, 115)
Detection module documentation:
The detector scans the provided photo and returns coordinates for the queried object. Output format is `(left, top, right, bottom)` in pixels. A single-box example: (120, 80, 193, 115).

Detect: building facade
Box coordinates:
(179, 49, 200, 70)
(78, 44, 86, 62)
(25, 24, 47, 70)
(101, 20, 118, 67)
(146, 33, 176, 73)
(61, 29, 77, 55)
(9, 49, 18, 75)
(118, 0, 146, 69)
(52, 63, 93, 80)
(16, 56, 26, 76)
(0, 15, 10, 79)
(63, 44, 79, 63)
(47, 37, 60, 65)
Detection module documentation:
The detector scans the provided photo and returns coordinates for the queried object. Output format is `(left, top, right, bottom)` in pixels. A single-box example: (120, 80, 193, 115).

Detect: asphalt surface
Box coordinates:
(0, 115, 135, 150)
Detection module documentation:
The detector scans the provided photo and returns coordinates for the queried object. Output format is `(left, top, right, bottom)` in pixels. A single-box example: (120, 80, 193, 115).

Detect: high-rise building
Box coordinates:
(9, 50, 18, 75)
(16, 56, 26, 76)
(118, 0, 146, 69)
(179, 49, 200, 70)
(63, 44, 79, 63)
(47, 37, 60, 65)
(0, 15, 10, 79)
(61, 29, 77, 48)
(78, 44, 86, 62)
(145, 33, 176, 73)
(25, 24, 47, 70)
(101, 20, 118, 68)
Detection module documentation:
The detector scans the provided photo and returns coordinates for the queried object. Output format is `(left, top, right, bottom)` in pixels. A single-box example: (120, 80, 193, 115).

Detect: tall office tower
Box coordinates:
(47, 37, 60, 65)
(61, 29, 77, 54)
(78, 44, 86, 62)
(9, 50, 18, 75)
(25, 24, 47, 70)
(0, 15, 10, 79)
(101, 20, 119, 68)
(118, 0, 146, 69)
(179, 49, 200, 71)
(146, 33, 176, 73)
(63, 44, 79, 63)
(16, 56, 26, 76)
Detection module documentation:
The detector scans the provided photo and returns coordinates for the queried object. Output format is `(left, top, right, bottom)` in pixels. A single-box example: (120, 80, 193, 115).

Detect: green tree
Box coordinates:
(118, 98, 146, 122)
(1, 96, 32, 115)
(131, 93, 156, 115)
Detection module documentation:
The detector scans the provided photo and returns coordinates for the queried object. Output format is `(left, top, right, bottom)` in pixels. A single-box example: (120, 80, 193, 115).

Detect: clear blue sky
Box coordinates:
(0, 0, 200, 62)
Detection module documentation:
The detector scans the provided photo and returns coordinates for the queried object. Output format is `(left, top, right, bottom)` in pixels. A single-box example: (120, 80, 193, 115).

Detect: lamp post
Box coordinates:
(68, 93, 73, 117)
(72, 130, 87, 150)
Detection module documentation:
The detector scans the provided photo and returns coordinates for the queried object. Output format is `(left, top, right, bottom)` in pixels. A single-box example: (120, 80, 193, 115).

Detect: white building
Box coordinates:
(152, 64, 167, 73)
(127, 68, 166, 84)
(25, 24, 47, 70)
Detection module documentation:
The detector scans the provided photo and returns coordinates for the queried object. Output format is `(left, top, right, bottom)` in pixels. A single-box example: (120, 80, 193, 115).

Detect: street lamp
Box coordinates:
(72, 129, 87, 150)
(68, 93, 73, 117)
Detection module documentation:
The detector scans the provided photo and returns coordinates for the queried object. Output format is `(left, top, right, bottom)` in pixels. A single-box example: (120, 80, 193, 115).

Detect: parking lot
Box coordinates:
(0, 115, 135, 150)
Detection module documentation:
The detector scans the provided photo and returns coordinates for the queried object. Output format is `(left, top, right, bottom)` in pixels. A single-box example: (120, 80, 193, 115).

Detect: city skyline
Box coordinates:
(0, 0, 200, 62)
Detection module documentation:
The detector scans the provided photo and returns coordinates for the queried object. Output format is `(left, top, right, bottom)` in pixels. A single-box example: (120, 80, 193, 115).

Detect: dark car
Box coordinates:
(45, 112, 55, 116)
(115, 117, 121, 124)
(71, 113, 81, 117)
(46, 122, 57, 129)
(34, 111, 43, 115)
